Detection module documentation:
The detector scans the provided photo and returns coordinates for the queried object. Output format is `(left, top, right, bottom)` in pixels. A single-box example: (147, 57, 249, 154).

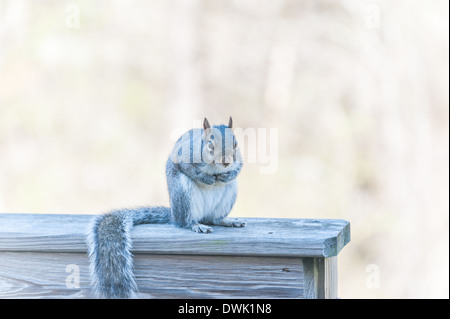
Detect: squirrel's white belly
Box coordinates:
(177, 173, 237, 223)
(184, 177, 236, 223)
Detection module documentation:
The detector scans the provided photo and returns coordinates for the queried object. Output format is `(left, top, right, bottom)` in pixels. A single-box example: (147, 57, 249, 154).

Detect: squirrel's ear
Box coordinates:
(203, 118, 211, 140)
(203, 118, 211, 130)
(228, 116, 233, 129)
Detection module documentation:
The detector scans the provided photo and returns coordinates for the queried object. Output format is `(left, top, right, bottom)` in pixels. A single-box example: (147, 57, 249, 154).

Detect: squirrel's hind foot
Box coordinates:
(192, 223, 213, 233)
(215, 218, 247, 228)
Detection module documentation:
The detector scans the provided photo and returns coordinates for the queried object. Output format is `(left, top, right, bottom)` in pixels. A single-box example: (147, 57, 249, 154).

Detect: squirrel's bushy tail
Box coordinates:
(87, 206, 170, 298)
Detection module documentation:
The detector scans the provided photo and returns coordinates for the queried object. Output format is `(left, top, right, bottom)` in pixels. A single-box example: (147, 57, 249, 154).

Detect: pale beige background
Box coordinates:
(0, 0, 448, 298)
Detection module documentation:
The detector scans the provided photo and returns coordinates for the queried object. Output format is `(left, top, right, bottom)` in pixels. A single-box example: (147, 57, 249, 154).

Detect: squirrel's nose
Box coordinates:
(222, 156, 233, 167)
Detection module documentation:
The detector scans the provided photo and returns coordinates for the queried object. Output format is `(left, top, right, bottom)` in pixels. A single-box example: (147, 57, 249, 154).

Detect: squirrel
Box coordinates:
(87, 117, 245, 298)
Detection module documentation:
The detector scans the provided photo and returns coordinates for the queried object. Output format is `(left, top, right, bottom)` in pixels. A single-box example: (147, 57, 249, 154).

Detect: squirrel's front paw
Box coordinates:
(229, 218, 246, 227)
(216, 172, 235, 183)
(192, 223, 213, 233)
(200, 175, 216, 185)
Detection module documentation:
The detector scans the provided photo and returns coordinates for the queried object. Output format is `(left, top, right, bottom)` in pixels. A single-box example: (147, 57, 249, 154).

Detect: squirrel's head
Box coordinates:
(202, 117, 239, 168)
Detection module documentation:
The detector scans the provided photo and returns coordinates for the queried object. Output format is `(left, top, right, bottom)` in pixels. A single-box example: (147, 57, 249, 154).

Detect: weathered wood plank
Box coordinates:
(303, 258, 317, 299)
(135, 255, 304, 298)
(0, 214, 350, 258)
(323, 257, 338, 299)
(0, 252, 305, 299)
(302, 257, 338, 299)
(0, 252, 91, 298)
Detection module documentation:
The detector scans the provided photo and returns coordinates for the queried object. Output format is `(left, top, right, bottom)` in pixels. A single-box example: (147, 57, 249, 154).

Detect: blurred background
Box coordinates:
(0, 0, 448, 298)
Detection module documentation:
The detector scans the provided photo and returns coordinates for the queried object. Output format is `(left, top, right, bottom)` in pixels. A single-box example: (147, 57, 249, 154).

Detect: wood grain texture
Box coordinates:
(135, 255, 304, 298)
(0, 214, 350, 258)
(0, 252, 91, 298)
(0, 252, 304, 299)
(302, 257, 338, 299)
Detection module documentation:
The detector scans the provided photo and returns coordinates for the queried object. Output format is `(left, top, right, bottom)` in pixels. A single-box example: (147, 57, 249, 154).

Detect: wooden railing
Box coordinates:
(0, 213, 350, 298)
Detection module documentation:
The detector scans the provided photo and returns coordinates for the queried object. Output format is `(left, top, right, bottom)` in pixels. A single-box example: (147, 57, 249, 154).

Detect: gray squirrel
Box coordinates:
(87, 117, 245, 298)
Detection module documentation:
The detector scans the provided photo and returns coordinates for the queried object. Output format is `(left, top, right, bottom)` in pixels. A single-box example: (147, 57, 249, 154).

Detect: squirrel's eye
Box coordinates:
(207, 141, 214, 151)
